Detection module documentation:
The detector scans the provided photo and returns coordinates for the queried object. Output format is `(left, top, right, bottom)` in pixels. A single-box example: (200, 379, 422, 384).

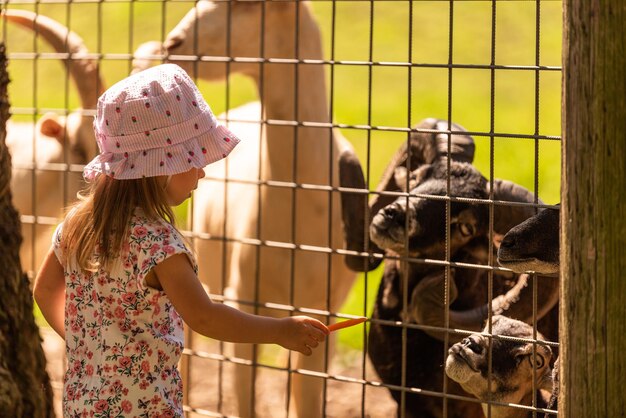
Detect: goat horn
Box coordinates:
(487, 272, 560, 328)
(410, 268, 558, 344)
(338, 148, 382, 271)
(487, 180, 560, 326)
(408, 269, 510, 342)
(489, 178, 543, 236)
(3, 9, 105, 109)
(369, 118, 475, 228)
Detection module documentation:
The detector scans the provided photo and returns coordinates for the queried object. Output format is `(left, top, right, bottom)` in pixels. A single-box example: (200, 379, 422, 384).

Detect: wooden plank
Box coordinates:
(561, 1, 626, 416)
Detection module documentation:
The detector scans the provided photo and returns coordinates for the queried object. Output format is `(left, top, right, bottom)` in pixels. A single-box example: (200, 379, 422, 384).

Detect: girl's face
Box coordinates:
(163, 167, 205, 206)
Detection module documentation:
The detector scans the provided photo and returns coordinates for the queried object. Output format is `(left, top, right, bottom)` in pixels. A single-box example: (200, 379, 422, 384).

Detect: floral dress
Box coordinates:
(53, 208, 196, 418)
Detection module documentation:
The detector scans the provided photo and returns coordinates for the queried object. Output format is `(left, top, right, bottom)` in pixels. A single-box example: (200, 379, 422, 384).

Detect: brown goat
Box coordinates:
(446, 315, 554, 418)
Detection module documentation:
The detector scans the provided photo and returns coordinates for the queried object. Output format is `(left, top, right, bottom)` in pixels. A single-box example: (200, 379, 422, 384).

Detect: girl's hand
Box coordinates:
(277, 316, 329, 356)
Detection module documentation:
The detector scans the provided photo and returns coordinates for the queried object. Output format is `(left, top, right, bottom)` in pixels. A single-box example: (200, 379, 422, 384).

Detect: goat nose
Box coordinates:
(383, 204, 405, 225)
(500, 234, 517, 248)
(468, 340, 483, 354)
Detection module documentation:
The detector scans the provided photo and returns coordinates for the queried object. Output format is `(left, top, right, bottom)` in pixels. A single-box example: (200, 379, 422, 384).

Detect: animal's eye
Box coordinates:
(527, 353, 545, 369)
(459, 223, 475, 237)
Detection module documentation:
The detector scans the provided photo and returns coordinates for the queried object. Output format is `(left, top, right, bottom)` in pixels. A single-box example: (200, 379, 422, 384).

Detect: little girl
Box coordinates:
(33, 64, 329, 417)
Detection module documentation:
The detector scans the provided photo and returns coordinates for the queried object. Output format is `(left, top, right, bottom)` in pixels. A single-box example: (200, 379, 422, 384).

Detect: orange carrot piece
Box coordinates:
(328, 317, 368, 332)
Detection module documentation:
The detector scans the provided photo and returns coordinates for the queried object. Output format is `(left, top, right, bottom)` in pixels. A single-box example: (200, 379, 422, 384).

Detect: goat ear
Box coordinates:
(339, 148, 382, 272)
(38, 113, 66, 142)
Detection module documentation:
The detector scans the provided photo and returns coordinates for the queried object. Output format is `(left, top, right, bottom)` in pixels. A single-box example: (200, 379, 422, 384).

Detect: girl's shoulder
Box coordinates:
(130, 208, 181, 242)
(129, 208, 197, 274)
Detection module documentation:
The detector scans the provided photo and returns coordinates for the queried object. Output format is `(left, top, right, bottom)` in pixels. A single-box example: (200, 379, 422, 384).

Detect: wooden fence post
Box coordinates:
(561, 1, 626, 417)
(0, 43, 55, 416)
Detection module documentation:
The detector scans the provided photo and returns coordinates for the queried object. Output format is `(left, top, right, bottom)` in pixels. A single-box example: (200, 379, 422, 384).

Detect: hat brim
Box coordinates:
(83, 123, 240, 180)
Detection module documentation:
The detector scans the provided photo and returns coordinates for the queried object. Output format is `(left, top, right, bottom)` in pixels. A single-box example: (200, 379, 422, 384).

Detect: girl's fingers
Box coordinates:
(306, 335, 319, 348)
(308, 319, 330, 335)
(310, 327, 327, 342)
(301, 345, 313, 356)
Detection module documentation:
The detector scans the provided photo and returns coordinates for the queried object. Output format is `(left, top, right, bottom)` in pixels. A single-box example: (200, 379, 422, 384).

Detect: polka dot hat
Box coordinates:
(83, 63, 240, 180)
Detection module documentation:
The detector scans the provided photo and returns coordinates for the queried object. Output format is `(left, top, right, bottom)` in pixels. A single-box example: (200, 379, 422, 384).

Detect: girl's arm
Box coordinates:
(153, 253, 329, 356)
(33, 247, 66, 339)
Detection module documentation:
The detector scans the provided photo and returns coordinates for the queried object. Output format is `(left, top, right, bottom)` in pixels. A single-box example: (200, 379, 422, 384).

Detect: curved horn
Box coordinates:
(410, 269, 558, 343)
(409, 270, 529, 342)
(339, 148, 382, 271)
(489, 272, 560, 327)
(3, 9, 105, 109)
(369, 118, 475, 222)
(489, 179, 543, 236)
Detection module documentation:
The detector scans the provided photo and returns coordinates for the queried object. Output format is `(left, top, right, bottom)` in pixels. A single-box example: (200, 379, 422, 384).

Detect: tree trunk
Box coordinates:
(0, 44, 55, 417)
(561, 1, 626, 417)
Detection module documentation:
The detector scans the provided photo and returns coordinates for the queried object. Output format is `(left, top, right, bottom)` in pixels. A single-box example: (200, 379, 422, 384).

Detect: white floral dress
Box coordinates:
(53, 209, 195, 418)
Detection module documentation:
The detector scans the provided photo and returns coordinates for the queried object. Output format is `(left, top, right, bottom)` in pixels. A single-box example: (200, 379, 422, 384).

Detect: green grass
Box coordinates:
(4, 1, 563, 350)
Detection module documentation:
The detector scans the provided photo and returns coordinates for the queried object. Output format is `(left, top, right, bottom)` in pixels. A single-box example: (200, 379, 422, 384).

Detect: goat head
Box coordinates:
(497, 206, 560, 275)
(446, 315, 553, 417)
(342, 117, 477, 272)
(369, 151, 559, 339)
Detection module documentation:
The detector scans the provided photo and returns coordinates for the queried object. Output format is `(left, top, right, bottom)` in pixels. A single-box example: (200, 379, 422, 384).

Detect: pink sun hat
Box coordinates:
(83, 63, 240, 180)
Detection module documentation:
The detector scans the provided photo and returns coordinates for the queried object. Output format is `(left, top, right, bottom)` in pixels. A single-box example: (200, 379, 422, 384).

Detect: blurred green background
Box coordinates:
(3, 0, 562, 352)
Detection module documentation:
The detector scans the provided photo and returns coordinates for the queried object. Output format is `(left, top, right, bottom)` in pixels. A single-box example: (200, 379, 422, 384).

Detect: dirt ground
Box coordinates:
(42, 328, 396, 417)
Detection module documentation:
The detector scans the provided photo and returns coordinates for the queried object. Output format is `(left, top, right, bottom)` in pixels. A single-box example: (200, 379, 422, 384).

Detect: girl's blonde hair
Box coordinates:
(61, 175, 175, 271)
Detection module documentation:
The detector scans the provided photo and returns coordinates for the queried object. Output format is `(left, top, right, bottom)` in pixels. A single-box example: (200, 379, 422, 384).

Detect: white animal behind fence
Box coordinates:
(3, 9, 103, 273)
(6, 5, 363, 416)
(133, 2, 360, 417)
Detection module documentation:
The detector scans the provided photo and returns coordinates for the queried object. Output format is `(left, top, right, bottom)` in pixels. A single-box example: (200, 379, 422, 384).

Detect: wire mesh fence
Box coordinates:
(2, 0, 562, 417)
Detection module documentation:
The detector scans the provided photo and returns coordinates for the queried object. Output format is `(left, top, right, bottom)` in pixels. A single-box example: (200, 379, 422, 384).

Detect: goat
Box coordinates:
(445, 315, 554, 418)
(342, 118, 560, 417)
(497, 206, 560, 275)
(2, 10, 103, 271)
(497, 206, 561, 414)
(132, 2, 362, 417)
